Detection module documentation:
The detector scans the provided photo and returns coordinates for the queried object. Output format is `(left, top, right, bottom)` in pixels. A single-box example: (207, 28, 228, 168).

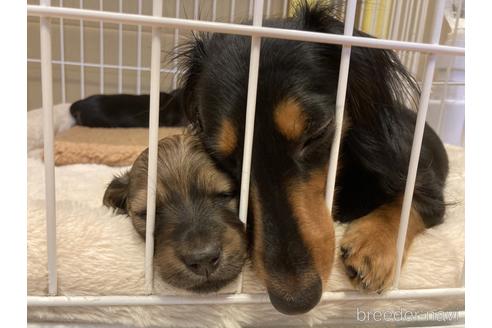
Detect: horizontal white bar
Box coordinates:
(26, 5, 465, 56)
(420, 81, 465, 86)
(28, 57, 466, 88)
(28, 58, 466, 88)
(27, 58, 177, 74)
(27, 288, 465, 307)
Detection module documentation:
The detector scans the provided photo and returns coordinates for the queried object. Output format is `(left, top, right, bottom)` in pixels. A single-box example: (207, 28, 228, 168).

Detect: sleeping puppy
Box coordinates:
(71, 1, 449, 315)
(103, 134, 247, 292)
(178, 2, 448, 314)
(70, 89, 188, 128)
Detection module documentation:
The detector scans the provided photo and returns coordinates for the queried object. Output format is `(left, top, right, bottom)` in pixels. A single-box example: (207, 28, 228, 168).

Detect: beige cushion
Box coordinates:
(52, 126, 185, 166)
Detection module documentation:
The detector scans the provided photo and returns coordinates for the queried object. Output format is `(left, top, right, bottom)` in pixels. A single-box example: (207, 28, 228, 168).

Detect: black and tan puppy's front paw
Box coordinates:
(338, 200, 426, 293)
(339, 218, 397, 293)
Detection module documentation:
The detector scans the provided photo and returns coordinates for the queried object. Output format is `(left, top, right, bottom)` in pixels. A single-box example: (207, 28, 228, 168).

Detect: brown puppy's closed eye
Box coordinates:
(103, 134, 247, 293)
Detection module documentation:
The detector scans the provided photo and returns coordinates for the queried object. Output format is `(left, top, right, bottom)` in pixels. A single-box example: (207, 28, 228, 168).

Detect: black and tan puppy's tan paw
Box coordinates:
(338, 201, 425, 293)
(339, 217, 397, 293)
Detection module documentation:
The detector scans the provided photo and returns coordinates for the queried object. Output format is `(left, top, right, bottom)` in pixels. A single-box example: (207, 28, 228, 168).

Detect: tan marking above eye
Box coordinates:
(216, 119, 237, 157)
(274, 99, 306, 141)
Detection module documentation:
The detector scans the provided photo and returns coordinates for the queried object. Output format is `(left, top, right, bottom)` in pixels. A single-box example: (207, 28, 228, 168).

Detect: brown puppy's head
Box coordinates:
(103, 134, 247, 293)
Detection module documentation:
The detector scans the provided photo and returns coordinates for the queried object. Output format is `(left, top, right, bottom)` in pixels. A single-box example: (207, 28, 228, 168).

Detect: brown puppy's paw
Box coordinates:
(339, 213, 398, 293)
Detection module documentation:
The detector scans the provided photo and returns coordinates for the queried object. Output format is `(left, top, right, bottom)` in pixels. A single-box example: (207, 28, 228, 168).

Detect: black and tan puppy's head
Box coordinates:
(103, 134, 247, 293)
(178, 3, 347, 314)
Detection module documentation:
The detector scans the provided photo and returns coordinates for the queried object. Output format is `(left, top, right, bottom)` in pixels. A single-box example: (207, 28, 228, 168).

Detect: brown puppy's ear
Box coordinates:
(103, 172, 130, 213)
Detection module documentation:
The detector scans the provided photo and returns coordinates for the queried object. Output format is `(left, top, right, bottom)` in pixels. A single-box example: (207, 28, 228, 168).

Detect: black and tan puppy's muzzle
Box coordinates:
(249, 169, 336, 315)
(103, 134, 247, 293)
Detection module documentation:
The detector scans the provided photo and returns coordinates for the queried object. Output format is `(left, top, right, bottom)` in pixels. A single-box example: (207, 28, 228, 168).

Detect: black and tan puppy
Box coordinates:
(73, 1, 448, 315)
(177, 2, 448, 314)
(103, 134, 247, 292)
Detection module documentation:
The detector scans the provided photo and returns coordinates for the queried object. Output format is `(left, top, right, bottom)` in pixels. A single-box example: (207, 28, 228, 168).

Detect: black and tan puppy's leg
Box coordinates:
(339, 198, 425, 293)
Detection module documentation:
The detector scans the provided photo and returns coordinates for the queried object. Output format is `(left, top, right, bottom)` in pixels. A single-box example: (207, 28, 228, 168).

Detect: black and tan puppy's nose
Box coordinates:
(267, 278, 323, 315)
(182, 246, 221, 276)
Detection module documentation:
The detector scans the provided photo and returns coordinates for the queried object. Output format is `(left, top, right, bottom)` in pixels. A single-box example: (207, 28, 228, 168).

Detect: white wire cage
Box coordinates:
(27, 0, 465, 145)
(26, 0, 465, 325)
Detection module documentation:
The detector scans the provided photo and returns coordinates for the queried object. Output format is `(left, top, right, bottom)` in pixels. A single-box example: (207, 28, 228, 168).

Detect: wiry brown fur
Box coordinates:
(103, 134, 247, 292)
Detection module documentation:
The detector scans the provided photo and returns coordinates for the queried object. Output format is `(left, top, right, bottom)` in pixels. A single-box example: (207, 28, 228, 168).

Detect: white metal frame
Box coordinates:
(27, 0, 465, 315)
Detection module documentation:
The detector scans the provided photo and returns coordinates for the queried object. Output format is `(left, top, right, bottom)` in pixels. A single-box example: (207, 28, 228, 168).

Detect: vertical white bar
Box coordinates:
(369, 0, 379, 36)
(357, 0, 365, 31)
(400, 0, 412, 41)
(399, 0, 413, 63)
(172, 0, 180, 89)
(118, 0, 123, 93)
(237, 0, 264, 293)
(325, 0, 357, 211)
(282, 0, 288, 18)
(79, 0, 85, 98)
(393, 0, 446, 288)
(390, 0, 403, 40)
(387, 0, 397, 38)
(212, 0, 217, 21)
(136, 0, 143, 94)
(436, 0, 463, 136)
(99, 0, 104, 94)
(40, 0, 57, 296)
(460, 260, 465, 286)
(59, 0, 66, 103)
(407, 0, 423, 74)
(460, 120, 465, 147)
(381, 0, 393, 39)
(194, 0, 199, 20)
(407, 0, 419, 67)
(60, 0, 67, 103)
(410, 0, 428, 75)
(230, 0, 236, 22)
(144, 0, 163, 295)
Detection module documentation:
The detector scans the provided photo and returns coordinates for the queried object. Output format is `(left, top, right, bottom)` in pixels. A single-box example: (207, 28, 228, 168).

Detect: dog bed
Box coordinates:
(53, 126, 184, 166)
(27, 105, 465, 327)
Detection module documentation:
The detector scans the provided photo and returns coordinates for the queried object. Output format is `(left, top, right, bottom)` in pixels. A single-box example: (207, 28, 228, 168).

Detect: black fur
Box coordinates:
(177, 1, 448, 313)
(72, 1, 449, 314)
(70, 89, 188, 127)
(178, 2, 447, 227)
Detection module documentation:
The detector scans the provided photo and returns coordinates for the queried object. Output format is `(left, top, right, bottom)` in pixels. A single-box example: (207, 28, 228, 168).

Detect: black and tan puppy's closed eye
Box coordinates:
(103, 134, 247, 293)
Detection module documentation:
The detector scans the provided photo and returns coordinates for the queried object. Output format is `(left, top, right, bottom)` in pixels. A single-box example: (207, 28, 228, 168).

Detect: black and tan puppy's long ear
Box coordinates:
(103, 171, 130, 214)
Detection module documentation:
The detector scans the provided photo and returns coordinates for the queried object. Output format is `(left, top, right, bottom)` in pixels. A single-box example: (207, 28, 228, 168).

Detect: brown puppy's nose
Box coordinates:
(182, 246, 221, 277)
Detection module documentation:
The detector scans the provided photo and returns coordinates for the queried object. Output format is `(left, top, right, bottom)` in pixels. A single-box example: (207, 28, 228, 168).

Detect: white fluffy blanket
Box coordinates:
(27, 105, 465, 327)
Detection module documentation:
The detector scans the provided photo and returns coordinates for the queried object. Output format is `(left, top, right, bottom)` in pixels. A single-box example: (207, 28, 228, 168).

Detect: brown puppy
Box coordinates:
(103, 134, 247, 292)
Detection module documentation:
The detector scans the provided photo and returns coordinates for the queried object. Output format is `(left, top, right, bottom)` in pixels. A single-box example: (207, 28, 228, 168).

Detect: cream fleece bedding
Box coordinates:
(27, 105, 465, 327)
